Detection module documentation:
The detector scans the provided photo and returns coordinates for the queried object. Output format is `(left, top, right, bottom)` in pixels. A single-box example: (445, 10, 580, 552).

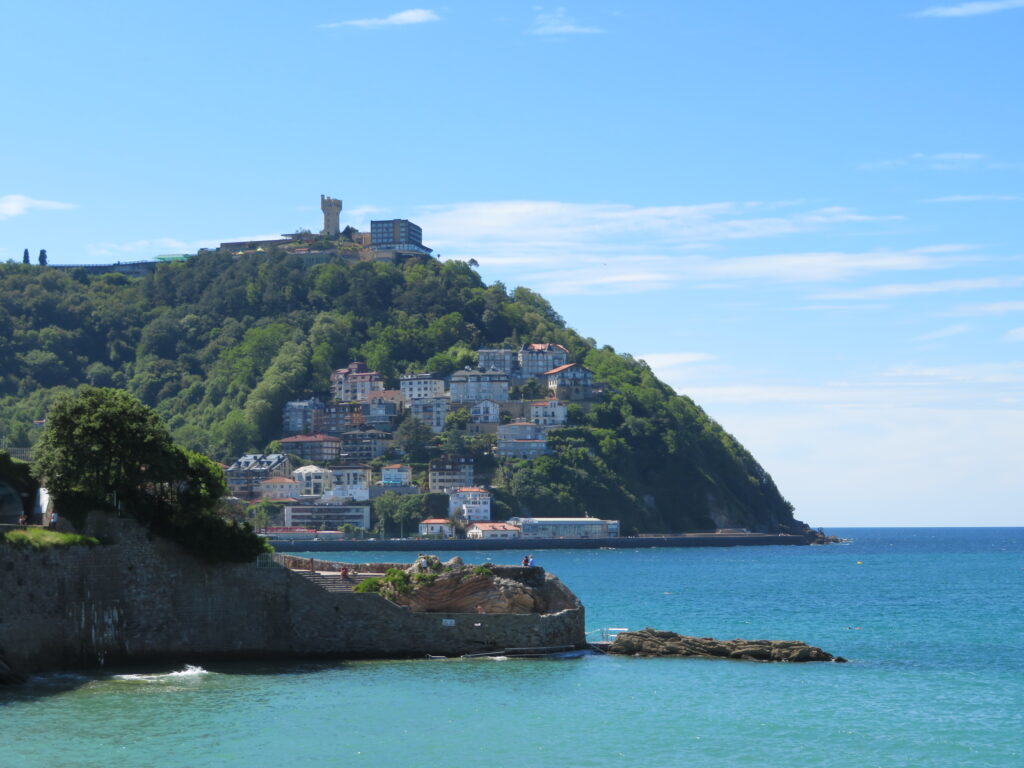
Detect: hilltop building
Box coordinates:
(370, 219, 433, 258)
(321, 194, 342, 236)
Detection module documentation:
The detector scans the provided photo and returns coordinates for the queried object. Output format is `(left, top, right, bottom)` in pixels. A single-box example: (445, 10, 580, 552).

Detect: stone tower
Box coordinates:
(320, 194, 342, 237)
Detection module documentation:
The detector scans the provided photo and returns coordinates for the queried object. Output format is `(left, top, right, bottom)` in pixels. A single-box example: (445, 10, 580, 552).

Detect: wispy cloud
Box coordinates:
(819, 276, 1024, 300)
(321, 9, 440, 29)
(914, 0, 1024, 18)
(924, 194, 1022, 203)
(0, 194, 76, 220)
(884, 361, 1024, 385)
(950, 300, 1024, 316)
(913, 324, 971, 341)
(861, 152, 989, 171)
(416, 199, 977, 295)
(529, 8, 604, 35)
(1004, 327, 1024, 341)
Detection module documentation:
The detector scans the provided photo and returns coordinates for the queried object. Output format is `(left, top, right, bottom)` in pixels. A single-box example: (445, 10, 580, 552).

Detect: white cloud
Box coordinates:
(0, 194, 76, 220)
(1004, 327, 1024, 342)
(529, 8, 604, 35)
(818, 275, 1024, 300)
(884, 361, 1024, 384)
(861, 152, 989, 171)
(321, 9, 440, 29)
(914, 0, 1024, 17)
(924, 194, 1022, 203)
(415, 199, 983, 296)
(950, 300, 1024, 316)
(913, 323, 971, 341)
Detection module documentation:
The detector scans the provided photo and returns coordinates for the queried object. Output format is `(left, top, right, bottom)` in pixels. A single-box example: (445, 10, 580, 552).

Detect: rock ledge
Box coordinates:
(608, 627, 846, 663)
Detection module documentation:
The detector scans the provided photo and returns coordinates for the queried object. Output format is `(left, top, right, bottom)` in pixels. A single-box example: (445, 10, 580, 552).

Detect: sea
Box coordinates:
(2, 528, 1021, 768)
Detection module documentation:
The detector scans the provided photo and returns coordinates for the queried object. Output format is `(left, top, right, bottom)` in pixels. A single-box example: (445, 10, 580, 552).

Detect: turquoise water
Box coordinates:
(3, 528, 1022, 767)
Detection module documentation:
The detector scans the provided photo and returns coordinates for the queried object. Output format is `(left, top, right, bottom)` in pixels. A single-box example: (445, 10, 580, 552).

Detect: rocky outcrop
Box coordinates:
(608, 627, 846, 663)
(373, 555, 580, 615)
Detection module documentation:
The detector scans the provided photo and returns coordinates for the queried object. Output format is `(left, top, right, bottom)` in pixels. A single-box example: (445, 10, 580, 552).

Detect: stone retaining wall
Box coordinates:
(0, 514, 584, 679)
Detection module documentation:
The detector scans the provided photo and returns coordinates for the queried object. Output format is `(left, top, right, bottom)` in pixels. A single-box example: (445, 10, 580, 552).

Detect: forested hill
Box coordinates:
(0, 251, 810, 535)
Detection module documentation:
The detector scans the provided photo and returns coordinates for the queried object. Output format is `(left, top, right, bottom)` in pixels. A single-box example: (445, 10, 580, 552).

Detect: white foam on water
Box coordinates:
(113, 665, 209, 681)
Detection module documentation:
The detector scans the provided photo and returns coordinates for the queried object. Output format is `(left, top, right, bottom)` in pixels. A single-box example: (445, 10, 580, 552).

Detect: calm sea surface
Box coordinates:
(3, 528, 1022, 767)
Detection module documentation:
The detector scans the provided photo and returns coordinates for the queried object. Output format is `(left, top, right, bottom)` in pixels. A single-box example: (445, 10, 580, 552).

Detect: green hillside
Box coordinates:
(0, 250, 810, 535)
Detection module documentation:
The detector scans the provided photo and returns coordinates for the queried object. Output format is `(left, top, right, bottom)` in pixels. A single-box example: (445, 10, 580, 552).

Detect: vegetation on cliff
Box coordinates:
(0, 252, 806, 534)
(30, 387, 270, 562)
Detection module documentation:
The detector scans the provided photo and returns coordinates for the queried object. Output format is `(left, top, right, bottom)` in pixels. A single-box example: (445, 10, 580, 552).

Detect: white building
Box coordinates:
(330, 362, 385, 402)
(448, 487, 492, 522)
(418, 518, 454, 537)
(449, 369, 510, 403)
(469, 399, 501, 424)
(327, 464, 371, 501)
(292, 465, 332, 497)
(284, 501, 371, 530)
(519, 343, 569, 378)
(530, 399, 567, 428)
(381, 463, 413, 486)
(496, 422, 550, 460)
(400, 373, 445, 401)
(257, 476, 301, 500)
(509, 517, 619, 539)
(467, 521, 521, 540)
(410, 395, 450, 433)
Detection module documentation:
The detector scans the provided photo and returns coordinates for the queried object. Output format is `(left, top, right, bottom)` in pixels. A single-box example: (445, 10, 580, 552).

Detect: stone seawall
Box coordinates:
(0, 514, 584, 680)
(269, 533, 813, 552)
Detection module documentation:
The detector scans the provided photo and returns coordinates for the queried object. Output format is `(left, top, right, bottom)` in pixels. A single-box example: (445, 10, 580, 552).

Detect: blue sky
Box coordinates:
(3, 1, 1022, 526)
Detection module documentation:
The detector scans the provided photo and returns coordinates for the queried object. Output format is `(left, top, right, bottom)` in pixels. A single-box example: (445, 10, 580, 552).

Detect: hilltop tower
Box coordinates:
(320, 194, 342, 237)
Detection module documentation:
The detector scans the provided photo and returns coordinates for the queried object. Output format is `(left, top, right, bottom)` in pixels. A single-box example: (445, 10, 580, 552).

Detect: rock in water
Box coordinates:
(608, 627, 846, 663)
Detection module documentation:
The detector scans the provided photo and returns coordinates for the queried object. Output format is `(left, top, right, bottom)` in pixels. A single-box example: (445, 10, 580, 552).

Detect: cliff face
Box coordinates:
(0, 514, 585, 680)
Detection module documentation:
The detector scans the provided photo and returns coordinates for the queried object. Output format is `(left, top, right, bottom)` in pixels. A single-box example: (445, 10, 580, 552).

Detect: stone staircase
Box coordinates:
(295, 571, 382, 594)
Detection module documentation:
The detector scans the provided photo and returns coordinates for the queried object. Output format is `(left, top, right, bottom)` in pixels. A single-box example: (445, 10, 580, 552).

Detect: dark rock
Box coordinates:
(608, 627, 846, 663)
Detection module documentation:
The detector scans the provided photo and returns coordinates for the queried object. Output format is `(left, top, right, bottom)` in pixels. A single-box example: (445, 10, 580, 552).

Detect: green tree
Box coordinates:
(31, 387, 268, 561)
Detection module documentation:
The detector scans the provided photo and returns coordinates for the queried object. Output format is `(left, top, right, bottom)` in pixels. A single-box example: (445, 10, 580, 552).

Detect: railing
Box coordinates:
(586, 627, 630, 643)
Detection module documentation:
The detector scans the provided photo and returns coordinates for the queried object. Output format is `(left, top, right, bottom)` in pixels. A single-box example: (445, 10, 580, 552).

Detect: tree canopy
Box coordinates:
(2, 251, 807, 534)
(31, 386, 268, 561)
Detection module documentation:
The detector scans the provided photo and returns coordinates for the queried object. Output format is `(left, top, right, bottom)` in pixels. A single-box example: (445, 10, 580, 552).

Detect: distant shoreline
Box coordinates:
(269, 532, 814, 552)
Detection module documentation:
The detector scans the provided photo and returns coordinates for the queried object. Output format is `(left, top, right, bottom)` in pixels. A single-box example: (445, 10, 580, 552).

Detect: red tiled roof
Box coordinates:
(262, 477, 298, 484)
(420, 518, 451, 525)
(542, 363, 576, 375)
(280, 433, 341, 443)
(454, 487, 488, 493)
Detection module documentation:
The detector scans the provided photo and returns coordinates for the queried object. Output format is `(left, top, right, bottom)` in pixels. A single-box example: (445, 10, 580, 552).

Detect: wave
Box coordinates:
(113, 664, 209, 681)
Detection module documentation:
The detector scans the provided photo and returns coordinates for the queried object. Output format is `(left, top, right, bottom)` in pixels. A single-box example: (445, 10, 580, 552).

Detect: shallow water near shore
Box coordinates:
(3, 528, 1022, 767)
